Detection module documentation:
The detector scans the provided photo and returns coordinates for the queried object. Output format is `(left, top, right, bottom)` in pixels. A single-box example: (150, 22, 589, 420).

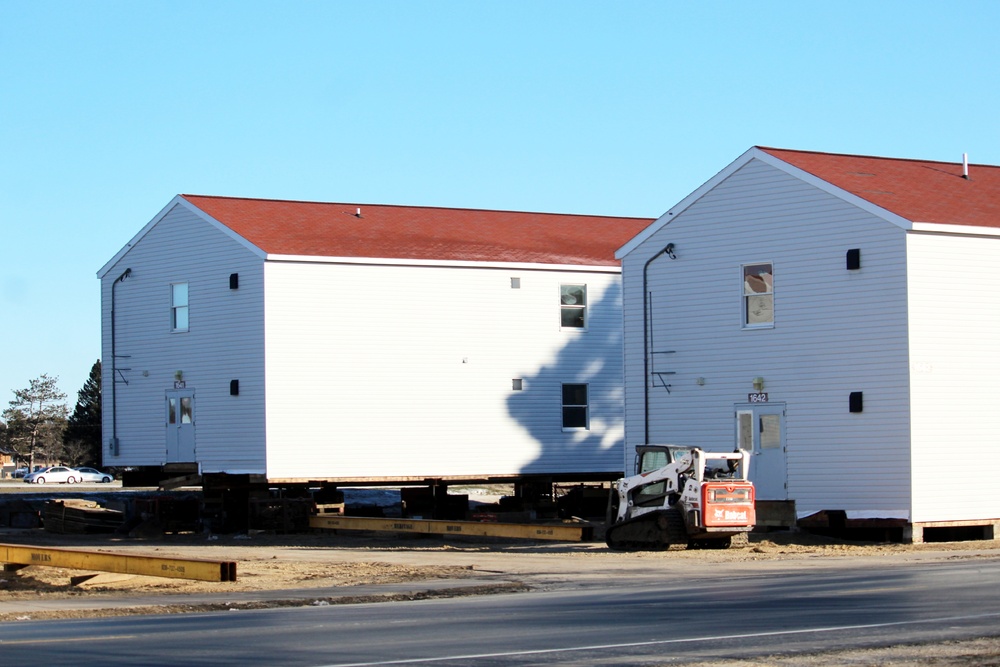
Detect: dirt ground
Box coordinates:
(4, 526, 1000, 602)
(3, 484, 1000, 664)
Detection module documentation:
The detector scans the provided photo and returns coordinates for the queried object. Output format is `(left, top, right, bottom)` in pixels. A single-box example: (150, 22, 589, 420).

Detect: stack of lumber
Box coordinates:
(314, 502, 345, 516)
(43, 499, 124, 534)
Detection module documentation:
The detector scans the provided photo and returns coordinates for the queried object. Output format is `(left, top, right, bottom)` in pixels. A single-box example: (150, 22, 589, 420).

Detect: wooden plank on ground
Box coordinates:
(0, 543, 237, 582)
(309, 515, 593, 542)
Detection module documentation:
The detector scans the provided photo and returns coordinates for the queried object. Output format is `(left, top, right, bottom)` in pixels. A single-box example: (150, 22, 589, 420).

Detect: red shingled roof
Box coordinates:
(759, 147, 1000, 228)
(181, 195, 652, 265)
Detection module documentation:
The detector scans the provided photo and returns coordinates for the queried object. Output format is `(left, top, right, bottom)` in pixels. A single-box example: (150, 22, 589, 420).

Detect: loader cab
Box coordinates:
(633, 445, 693, 506)
(634, 445, 693, 476)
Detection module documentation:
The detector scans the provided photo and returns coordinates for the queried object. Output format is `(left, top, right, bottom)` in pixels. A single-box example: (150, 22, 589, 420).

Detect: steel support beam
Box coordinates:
(310, 515, 593, 542)
(0, 543, 237, 582)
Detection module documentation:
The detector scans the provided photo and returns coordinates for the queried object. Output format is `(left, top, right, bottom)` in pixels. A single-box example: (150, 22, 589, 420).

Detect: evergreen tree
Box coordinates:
(0, 419, 9, 462)
(63, 360, 103, 467)
(2, 374, 68, 469)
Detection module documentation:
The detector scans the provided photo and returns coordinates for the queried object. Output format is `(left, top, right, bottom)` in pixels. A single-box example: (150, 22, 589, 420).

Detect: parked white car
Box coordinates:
(23, 466, 82, 484)
(75, 467, 114, 483)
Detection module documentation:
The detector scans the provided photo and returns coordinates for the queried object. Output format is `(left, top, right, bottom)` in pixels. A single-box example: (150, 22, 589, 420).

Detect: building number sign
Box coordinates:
(748, 392, 768, 403)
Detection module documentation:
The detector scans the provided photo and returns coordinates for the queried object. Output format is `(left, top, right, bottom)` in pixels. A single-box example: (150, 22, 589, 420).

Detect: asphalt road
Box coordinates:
(3, 558, 1000, 666)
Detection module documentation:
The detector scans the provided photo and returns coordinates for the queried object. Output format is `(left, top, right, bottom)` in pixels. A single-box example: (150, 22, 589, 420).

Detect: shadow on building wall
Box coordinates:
(506, 281, 626, 477)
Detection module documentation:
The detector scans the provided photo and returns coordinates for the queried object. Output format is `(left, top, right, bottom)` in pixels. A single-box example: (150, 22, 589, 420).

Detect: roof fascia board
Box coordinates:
(178, 197, 268, 259)
(97, 195, 185, 278)
(616, 147, 763, 259)
(751, 149, 914, 231)
(97, 196, 267, 278)
(264, 254, 622, 273)
(910, 222, 1000, 237)
(616, 146, 920, 260)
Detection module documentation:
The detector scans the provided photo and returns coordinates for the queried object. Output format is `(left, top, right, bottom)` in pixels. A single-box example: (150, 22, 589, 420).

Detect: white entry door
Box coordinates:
(166, 389, 196, 462)
(736, 403, 787, 500)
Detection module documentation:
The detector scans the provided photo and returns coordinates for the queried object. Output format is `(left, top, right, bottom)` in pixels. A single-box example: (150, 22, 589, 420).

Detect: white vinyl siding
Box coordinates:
(907, 232, 1000, 523)
(263, 262, 625, 479)
(100, 204, 266, 471)
(621, 158, 912, 517)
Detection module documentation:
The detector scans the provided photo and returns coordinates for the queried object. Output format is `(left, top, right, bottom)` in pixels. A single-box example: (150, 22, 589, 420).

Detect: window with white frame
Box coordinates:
(560, 284, 587, 328)
(562, 383, 589, 429)
(742, 263, 773, 326)
(171, 282, 189, 331)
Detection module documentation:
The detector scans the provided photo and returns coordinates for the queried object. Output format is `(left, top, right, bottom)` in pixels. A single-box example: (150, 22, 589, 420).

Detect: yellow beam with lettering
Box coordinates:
(310, 515, 593, 542)
(0, 543, 237, 582)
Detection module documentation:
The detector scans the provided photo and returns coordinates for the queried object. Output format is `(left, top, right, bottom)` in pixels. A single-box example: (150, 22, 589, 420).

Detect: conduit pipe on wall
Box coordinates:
(109, 267, 132, 456)
(643, 245, 674, 445)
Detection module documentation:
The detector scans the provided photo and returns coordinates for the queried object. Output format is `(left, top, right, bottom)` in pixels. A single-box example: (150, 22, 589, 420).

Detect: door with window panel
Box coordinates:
(165, 389, 196, 462)
(735, 403, 786, 500)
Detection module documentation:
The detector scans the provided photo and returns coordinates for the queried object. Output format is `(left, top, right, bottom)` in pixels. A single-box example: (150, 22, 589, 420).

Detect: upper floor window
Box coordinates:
(560, 284, 587, 329)
(171, 282, 189, 331)
(742, 263, 773, 327)
(562, 383, 589, 429)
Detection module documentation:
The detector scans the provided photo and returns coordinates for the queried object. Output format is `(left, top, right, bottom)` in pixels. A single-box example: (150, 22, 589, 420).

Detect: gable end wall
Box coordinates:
(621, 158, 913, 518)
(100, 205, 266, 471)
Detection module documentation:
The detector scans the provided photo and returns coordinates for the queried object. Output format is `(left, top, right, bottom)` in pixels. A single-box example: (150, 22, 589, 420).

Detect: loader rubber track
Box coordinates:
(605, 507, 687, 551)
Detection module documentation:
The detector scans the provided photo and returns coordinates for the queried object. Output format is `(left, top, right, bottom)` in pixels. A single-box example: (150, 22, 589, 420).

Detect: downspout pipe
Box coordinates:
(110, 267, 131, 456)
(642, 245, 674, 445)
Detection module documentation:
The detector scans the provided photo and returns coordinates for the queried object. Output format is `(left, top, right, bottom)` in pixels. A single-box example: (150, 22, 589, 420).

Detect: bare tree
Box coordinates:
(2, 375, 68, 469)
(60, 438, 95, 467)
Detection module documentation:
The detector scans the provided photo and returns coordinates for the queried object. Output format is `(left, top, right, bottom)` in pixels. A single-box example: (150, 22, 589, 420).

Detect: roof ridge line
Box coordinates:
(180, 194, 653, 221)
(757, 146, 1000, 169)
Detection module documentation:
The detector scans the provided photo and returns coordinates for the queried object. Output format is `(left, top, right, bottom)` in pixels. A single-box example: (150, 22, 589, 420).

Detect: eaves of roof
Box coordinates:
(617, 146, 1000, 260)
(758, 147, 1000, 229)
(181, 195, 654, 267)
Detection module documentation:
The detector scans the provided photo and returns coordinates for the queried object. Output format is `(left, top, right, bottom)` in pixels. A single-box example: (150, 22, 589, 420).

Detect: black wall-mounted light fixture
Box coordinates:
(230, 380, 240, 396)
(849, 391, 863, 412)
(846, 249, 861, 270)
(229, 273, 239, 289)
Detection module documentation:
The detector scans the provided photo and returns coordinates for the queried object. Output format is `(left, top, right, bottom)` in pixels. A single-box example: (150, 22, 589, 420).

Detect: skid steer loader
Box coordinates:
(605, 445, 755, 551)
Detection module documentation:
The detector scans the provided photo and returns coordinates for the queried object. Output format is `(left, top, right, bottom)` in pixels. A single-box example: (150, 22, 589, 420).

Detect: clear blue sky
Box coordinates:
(2, 1, 998, 404)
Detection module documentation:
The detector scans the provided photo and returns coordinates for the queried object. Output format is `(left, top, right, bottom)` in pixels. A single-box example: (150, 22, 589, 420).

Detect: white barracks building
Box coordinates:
(99, 195, 650, 486)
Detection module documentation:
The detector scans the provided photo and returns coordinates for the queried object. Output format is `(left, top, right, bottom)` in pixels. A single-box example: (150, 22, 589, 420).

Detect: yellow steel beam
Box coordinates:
(310, 515, 593, 542)
(0, 543, 237, 582)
